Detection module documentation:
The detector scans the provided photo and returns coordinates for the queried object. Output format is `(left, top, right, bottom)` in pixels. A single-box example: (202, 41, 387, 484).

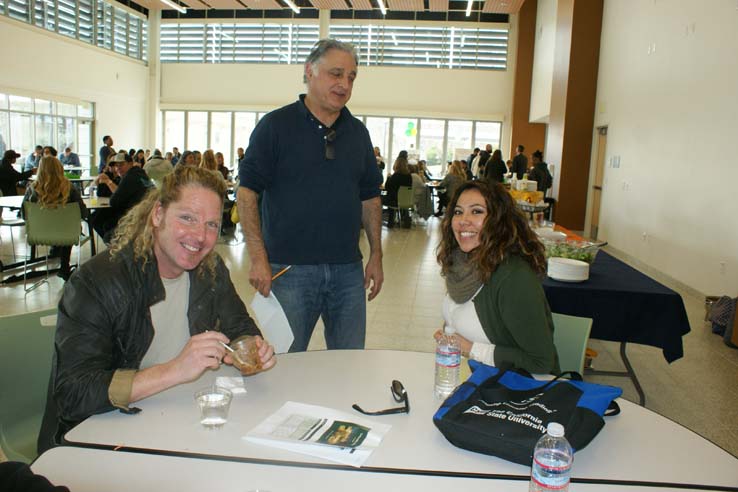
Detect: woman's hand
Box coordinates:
(433, 328, 472, 358)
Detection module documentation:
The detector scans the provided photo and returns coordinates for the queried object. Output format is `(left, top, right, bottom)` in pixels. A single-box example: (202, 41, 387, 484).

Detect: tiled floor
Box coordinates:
(2, 212, 737, 457)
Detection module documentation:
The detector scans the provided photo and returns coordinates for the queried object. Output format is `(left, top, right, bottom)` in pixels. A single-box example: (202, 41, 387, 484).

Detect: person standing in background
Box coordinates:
(511, 144, 528, 180)
(98, 136, 114, 173)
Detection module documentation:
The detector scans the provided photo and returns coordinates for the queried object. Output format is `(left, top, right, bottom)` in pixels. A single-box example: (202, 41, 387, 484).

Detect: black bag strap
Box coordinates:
(604, 400, 621, 416)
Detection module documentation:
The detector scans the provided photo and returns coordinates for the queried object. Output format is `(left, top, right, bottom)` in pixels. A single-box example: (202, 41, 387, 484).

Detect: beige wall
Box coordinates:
(529, 0, 557, 123)
(587, 0, 738, 295)
(0, 17, 149, 158)
(161, 60, 516, 152)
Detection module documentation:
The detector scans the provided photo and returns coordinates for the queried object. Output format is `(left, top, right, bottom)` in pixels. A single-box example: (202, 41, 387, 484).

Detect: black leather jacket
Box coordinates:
(38, 245, 260, 452)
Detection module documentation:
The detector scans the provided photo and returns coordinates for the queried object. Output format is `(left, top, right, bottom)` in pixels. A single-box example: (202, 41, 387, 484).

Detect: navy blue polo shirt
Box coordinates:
(239, 95, 382, 265)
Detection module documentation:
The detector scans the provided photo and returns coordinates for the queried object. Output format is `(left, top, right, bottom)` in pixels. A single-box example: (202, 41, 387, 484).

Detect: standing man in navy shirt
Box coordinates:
(238, 39, 383, 352)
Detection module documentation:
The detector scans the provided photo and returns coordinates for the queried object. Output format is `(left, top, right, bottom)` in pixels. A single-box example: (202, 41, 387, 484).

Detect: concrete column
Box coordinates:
(510, 0, 546, 161)
(146, 9, 162, 150)
(319, 9, 330, 39)
(545, 0, 603, 230)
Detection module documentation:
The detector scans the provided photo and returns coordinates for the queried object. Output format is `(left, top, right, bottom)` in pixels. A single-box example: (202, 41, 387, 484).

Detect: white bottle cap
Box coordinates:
(547, 422, 565, 437)
(443, 325, 456, 335)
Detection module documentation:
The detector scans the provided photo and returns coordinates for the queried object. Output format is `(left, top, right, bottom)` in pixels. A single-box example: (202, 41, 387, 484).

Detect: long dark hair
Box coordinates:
(436, 180, 546, 281)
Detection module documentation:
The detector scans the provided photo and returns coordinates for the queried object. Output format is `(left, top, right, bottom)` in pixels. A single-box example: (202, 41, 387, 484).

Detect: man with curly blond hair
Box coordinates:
(38, 166, 276, 453)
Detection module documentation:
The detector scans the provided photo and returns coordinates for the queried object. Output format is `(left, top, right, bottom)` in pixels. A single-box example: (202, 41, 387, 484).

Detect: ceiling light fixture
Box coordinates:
(283, 0, 300, 14)
(377, 0, 387, 15)
(161, 0, 187, 14)
(161, 0, 187, 13)
(465, 0, 472, 17)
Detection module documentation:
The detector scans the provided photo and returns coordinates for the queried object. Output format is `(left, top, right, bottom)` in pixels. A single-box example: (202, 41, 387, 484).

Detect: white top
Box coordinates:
(140, 273, 191, 369)
(442, 290, 496, 365)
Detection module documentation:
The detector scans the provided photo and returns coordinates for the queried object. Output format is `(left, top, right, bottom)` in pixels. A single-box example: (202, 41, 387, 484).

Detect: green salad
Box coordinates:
(544, 240, 600, 264)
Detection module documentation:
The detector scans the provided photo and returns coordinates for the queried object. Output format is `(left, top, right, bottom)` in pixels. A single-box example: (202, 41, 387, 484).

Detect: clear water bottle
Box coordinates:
(90, 185, 98, 205)
(530, 422, 573, 492)
(434, 326, 460, 399)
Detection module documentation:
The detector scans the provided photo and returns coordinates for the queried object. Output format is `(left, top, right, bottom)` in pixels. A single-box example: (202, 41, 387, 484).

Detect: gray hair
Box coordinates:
(303, 38, 359, 83)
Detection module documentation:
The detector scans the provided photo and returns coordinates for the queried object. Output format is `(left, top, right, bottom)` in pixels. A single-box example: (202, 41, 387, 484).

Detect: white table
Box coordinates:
(32, 446, 729, 492)
(64, 350, 738, 490)
(0, 195, 108, 210)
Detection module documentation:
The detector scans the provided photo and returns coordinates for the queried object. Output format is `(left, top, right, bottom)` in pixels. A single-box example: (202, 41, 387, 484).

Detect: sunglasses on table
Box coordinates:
(324, 128, 336, 160)
(352, 380, 410, 416)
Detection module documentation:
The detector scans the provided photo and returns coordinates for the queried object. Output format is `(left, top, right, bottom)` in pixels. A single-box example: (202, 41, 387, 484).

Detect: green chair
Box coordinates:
(552, 313, 592, 374)
(23, 201, 82, 292)
(0, 308, 57, 463)
(389, 186, 415, 227)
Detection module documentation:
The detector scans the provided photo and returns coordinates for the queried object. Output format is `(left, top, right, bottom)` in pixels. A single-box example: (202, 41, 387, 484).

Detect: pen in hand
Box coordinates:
(271, 265, 292, 281)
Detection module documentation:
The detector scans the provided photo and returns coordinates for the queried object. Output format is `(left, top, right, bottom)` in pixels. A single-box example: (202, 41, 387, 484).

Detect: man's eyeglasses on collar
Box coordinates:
(352, 380, 410, 416)
(324, 128, 336, 160)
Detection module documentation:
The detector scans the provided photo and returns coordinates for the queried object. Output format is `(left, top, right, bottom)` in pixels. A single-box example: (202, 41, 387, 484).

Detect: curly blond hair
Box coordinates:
(109, 166, 228, 278)
(33, 156, 71, 207)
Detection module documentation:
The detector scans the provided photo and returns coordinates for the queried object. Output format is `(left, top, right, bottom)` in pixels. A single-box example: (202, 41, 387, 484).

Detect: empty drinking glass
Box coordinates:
(194, 386, 233, 429)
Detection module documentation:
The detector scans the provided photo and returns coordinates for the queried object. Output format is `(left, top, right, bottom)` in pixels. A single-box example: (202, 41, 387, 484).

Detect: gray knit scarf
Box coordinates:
(445, 248, 484, 304)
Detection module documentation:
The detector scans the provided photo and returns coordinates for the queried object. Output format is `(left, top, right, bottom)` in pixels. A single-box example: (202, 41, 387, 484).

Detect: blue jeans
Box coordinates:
(270, 261, 366, 352)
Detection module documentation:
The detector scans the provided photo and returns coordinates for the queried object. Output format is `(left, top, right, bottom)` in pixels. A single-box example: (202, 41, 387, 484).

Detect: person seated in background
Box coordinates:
(91, 152, 152, 242)
(505, 159, 513, 174)
(528, 150, 553, 192)
(59, 147, 80, 169)
(134, 149, 146, 167)
(418, 160, 433, 182)
(143, 149, 173, 186)
(409, 164, 433, 220)
(199, 149, 218, 172)
(43, 146, 58, 158)
(165, 151, 174, 162)
(484, 149, 507, 183)
(176, 150, 197, 167)
(192, 150, 202, 166)
(1, 150, 37, 197)
(170, 147, 181, 165)
(215, 152, 230, 181)
(93, 153, 121, 197)
(434, 160, 466, 217)
(22, 156, 87, 280)
(434, 180, 560, 375)
(461, 159, 473, 180)
(384, 151, 413, 228)
(37, 166, 277, 453)
(23, 145, 43, 173)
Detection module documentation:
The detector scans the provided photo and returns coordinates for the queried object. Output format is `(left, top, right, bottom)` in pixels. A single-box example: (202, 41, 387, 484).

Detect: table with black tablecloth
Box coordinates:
(543, 250, 691, 405)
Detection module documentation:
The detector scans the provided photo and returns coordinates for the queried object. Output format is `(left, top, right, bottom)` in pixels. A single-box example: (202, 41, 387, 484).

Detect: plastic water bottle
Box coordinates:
(530, 423, 573, 492)
(90, 185, 98, 205)
(434, 326, 461, 399)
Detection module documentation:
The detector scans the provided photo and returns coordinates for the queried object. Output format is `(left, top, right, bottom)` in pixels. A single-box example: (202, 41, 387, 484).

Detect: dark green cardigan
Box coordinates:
(472, 255, 560, 374)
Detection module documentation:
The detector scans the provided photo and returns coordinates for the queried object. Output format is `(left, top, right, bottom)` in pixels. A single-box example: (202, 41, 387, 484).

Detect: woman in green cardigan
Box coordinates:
(434, 180, 560, 374)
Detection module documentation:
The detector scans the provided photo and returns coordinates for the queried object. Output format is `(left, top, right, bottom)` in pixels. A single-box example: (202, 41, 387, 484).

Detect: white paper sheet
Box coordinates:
(244, 401, 391, 467)
(250, 292, 294, 354)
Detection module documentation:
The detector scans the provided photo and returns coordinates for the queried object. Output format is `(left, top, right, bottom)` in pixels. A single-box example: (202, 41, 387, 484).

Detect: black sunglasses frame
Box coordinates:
(324, 128, 336, 160)
(352, 380, 410, 416)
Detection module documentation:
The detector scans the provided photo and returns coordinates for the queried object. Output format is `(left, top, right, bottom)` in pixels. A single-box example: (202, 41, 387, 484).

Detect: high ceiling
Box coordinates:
(130, 0, 524, 15)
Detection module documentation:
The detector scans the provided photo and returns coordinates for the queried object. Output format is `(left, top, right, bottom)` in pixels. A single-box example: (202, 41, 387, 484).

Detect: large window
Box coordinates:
(1, 0, 148, 62)
(474, 121, 502, 152)
(160, 110, 502, 176)
(163, 111, 185, 153)
(160, 23, 320, 64)
(0, 91, 94, 171)
(446, 120, 473, 163)
(210, 112, 232, 169)
(329, 24, 509, 71)
(159, 21, 507, 70)
(418, 119, 445, 174)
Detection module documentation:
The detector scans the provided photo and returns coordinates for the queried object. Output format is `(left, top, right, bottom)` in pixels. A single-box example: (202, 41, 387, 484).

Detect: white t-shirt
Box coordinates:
(140, 273, 191, 369)
(442, 288, 496, 365)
